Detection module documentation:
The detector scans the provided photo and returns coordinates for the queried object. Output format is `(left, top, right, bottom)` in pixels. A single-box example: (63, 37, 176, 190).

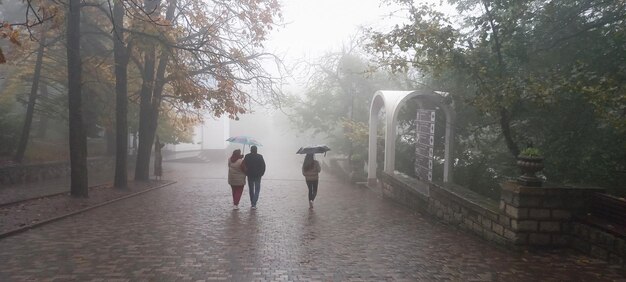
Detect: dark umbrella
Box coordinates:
(296, 145, 331, 156)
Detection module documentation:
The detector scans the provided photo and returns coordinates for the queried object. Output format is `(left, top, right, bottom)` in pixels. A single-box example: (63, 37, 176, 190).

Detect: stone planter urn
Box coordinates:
(517, 155, 544, 187)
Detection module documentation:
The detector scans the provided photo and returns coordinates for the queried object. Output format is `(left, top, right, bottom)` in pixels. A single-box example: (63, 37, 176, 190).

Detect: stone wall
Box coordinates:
(376, 173, 621, 255)
(428, 183, 511, 245)
(569, 222, 626, 266)
(0, 157, 114, 186)
(337, 168, 626, 265)
(378, 172, 429, 208)
(500, 181, 602, 246)
(378, 172, 511, 246)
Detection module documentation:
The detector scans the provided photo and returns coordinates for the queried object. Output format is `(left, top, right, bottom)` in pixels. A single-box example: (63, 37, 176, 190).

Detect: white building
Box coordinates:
(166, 115, 229, 152)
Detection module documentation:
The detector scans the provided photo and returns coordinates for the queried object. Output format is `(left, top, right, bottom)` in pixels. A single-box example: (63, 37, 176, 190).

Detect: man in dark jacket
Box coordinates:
(243, 145, 266, 209)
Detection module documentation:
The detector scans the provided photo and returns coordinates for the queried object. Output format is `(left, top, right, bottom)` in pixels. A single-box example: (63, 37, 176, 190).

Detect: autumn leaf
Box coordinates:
(9, 29, 20, 46)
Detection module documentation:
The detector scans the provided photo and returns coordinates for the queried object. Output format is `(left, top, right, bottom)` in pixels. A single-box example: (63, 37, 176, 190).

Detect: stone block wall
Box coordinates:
(377, 173, 615, 255)
(378, 172, 429, 209)
(374, 172, 626, 266)
(427, 184, 511, 245)
(569, 222, 626, 266)
(378, 172, 511, 246)
(500, 181, 603, 246)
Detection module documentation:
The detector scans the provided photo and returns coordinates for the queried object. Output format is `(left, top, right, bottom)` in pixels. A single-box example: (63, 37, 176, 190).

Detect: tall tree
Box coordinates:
(36, 81, 49, 138)
(134, 0, 164, 181)
(13, 24, 46, 163)
(112, 0, 130, 188)
(133, 0, 282, 180)
(67, 0, 88, 197)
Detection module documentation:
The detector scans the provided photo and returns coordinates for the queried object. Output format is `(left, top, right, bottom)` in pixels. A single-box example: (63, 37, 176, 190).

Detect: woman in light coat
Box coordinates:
(228, 149, 246, 209)
(302, 153, 321, 208)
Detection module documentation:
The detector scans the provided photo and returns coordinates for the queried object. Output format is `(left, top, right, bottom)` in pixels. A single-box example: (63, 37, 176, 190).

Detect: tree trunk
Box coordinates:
(36, 81, 49, 139)
(13, 28, 46, 163)
(150, 0, 177, 130)
(500, 107, 520, 157)
(105, 125, 115, 156)
(483, 0, 520, 158)
(134, 0, 174, 181)
(113, 0, 129, 188)
(134, 44, 157, 181)
(67, 0, 88, 197)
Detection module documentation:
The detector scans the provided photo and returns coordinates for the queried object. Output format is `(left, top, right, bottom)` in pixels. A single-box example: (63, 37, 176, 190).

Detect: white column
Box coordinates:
(443, 105, 455, 183)
(368, 106, 378, 186)
(384, 105, 397, 173)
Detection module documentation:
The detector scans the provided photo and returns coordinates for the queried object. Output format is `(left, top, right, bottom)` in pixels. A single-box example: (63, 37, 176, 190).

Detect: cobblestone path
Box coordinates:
(0, 152, 625, 281)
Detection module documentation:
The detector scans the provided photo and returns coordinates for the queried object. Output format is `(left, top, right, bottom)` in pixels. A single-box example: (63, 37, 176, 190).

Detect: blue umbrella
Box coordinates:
(226, 135, 262, 154)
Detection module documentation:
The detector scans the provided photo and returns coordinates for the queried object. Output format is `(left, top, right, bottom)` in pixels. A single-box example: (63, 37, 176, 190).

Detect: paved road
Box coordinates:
(0, 151, 625, 281)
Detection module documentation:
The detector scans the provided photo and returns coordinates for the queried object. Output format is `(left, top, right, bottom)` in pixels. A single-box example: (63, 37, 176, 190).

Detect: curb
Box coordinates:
(0, 180, 177, 240)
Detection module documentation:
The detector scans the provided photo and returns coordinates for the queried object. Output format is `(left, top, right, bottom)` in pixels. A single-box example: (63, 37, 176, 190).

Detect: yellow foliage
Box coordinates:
(9, 29, 20, 46)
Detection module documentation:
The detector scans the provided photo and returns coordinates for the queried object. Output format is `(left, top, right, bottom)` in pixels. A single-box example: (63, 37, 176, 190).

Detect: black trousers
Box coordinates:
(306, 180, 318, 201)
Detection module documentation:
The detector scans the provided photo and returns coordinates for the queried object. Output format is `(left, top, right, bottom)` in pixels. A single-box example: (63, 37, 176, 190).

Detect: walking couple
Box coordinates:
(227, 147, 322, 210)
(228, 145, 265, 210)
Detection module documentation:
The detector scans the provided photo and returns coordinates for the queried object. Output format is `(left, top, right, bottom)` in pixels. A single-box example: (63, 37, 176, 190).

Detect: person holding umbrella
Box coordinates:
(302, 153, 322, 208)
(227, 149, 246, 210)
(243, 145, 266, 209)
(297, 145, 330, 208)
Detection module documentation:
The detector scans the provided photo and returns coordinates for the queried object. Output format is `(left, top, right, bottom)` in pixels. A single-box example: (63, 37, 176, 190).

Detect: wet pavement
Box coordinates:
(0, 151, 625, 281)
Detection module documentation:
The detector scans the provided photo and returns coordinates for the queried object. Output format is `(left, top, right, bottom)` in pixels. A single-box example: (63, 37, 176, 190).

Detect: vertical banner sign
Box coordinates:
(415, 109, 435, 181)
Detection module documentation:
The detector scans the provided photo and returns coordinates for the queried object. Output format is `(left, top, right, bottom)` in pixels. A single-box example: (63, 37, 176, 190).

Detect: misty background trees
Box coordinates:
(0, 0, 623, 199)
(289, 0, 625, 198)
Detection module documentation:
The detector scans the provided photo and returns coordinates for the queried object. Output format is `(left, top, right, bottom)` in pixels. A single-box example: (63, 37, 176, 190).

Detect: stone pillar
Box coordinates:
(499, 181, 604, 246)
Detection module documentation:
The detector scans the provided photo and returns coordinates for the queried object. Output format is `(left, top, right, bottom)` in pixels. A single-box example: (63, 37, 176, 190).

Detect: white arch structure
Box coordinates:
(368, 90, 456, 186)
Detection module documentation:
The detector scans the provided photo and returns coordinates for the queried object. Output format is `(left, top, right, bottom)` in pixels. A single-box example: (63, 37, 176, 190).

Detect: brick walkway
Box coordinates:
(0, 152, 625, 281)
